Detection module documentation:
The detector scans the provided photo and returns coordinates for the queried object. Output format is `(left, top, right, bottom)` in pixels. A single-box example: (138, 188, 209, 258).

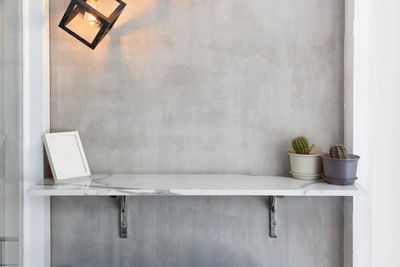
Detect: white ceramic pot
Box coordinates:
(289, 152, 323, 180)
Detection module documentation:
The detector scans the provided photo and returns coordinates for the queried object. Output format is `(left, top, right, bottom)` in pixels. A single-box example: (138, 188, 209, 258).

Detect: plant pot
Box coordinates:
(321, 153, 360, 185)
(288, 152, 323, 180)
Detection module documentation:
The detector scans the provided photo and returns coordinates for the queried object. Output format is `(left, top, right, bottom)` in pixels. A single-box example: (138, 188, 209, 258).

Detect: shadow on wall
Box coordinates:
(165, 242, 260, 267)
(89, 0, 170, 55)
(107, 0, 172, 76)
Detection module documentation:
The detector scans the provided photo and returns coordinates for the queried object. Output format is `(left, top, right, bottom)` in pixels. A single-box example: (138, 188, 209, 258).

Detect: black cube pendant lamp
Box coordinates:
(59, 0, 126, 50)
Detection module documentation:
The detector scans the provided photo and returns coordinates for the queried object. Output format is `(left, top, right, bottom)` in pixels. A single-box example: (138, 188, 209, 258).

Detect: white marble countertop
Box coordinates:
(28, 174, 367, 196)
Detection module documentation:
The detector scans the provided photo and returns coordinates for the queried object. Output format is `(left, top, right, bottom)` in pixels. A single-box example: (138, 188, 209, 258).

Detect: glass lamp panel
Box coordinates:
(65, 7, 104, 44)
(95, 0, 121, 17)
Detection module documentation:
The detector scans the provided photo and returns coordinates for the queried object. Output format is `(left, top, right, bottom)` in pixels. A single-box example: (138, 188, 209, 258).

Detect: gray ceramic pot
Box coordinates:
(321, 154, 360, 185)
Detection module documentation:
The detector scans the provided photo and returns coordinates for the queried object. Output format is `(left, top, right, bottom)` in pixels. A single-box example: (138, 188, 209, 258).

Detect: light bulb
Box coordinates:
(84, 0, 100, 27)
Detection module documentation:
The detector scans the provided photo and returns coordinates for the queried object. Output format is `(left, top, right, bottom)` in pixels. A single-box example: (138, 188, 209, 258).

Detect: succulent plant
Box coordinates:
(291, 136, 315, 154)
(330, 144, 347, 159)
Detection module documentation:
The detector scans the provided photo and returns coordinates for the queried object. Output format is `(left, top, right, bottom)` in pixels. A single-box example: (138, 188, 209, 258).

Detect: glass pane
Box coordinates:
(95, 0, 120, 17)
(0, 0, 22, 266)
(66, 6, 104, 44)
(64, 0, 120, 44)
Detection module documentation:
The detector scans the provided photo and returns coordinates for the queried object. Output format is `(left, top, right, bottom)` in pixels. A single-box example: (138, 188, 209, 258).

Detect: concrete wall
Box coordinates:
(50, 0, 345, 266)
(52, 196, 344, 267)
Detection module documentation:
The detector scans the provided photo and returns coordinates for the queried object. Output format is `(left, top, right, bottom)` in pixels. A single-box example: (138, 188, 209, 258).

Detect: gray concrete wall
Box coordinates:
(52, 196, 344, 267)
(50, 0, 345, 266)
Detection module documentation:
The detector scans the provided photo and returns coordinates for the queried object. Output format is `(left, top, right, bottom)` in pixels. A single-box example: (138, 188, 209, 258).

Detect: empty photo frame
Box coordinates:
(43, 131, 91, 181)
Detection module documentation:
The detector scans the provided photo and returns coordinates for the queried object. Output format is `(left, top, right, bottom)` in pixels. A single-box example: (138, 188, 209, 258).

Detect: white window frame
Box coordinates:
(22, 0, 50, 266)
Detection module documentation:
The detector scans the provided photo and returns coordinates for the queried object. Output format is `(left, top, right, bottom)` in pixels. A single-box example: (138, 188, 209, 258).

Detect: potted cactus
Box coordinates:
(321, 144, 360, 185)
(288, 136, 323, 180)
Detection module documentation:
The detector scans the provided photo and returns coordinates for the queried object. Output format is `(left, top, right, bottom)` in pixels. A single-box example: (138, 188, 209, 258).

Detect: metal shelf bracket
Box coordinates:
(119, 196, 127, 238)
(269, 196, 283, 238)
(114, 195, 282, 239)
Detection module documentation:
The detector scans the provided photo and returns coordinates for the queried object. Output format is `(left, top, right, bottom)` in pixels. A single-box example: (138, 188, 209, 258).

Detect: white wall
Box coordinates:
(369, 1, 400, 266)
(353, 0, 400, 266)
(352, 0, 373, 266)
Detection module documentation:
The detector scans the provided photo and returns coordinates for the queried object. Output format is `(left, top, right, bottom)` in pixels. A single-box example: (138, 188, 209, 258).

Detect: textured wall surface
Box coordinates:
(52, 196, 344, 267)
(50, 0, 345, 266)
(50, 0, 344, 174)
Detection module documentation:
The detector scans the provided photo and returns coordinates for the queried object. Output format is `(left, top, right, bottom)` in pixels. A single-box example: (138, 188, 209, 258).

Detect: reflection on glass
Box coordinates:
(0, 0, 22, 266)
(84, 0, 100, 27)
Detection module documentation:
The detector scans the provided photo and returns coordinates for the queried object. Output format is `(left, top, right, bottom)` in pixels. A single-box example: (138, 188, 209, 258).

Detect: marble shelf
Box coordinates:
(28, 174, 366, 197)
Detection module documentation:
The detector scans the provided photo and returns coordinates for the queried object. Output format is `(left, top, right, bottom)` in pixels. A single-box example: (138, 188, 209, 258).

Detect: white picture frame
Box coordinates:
(43, 131, 91, 181)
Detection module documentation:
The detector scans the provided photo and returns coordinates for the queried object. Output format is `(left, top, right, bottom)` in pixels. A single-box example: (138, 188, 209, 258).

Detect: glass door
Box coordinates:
(0, 0, 23, 266)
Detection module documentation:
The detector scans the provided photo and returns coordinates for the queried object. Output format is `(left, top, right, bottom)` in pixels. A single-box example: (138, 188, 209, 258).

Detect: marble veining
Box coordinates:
(29, 174, 365, 196)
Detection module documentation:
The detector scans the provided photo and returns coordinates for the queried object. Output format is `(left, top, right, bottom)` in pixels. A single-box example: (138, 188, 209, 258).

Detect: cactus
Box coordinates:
(291, 136, 315, 154)
(330, 144, 347, 159)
